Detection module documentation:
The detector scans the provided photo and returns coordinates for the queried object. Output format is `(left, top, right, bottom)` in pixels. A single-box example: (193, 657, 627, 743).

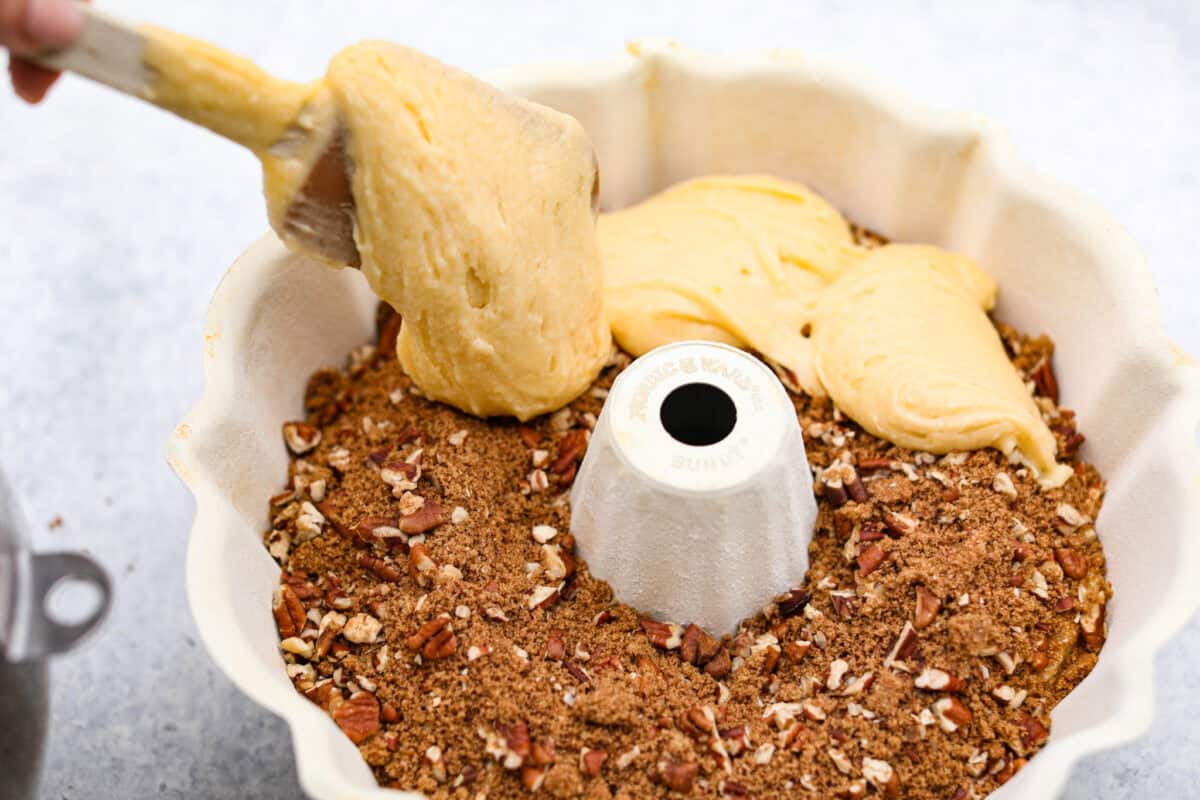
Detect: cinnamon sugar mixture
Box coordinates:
(265, 302, 1109, 799)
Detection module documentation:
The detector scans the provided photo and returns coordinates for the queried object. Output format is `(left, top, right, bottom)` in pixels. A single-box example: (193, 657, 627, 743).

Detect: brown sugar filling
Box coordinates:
(264, 235, 1110, 800)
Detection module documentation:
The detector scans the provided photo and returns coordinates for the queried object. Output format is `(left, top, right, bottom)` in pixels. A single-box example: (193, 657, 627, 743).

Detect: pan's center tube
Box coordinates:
(570, 341, 817, 636)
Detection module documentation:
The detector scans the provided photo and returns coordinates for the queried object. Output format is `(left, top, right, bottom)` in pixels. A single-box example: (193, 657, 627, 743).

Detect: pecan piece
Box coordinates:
(641, 619, 683, 650)
(862, 757, 899, 797)
(545, 631, 566, 661)
(332, 691, 380, 744)
(518, 426, 542, 449)
(914, 667, 964, 692)
(529, 737, 556, 767)
(846, 471, 868, 503)
(777, 588, 811, 618)
(580, 748, 608, 778)
(408, 542, 436, 587)
(499, 720, 532, 760)
(883, 622, 920, 667)
(913, 586, 941, 629)
(830, 590, 858, 619)
(762, 645, 782, 674)
(551, 429, 588, 475)
(1015, 711, 1050, 752)
(272, 584, 307, 639)
(1054, 547, 1089, 580)
(399, 499, 444, 534)
(783, 640, 811, 664)
(704, 649, 732, 679)
(422, 627, 457, 660)
(520, 767, 545, 791)
(1030, 357, 1059, 403)
(932, 696, 971, 733)
(406, 614, 451, 651)
(882, 510, 918, 537)
(680, 623, 722, 667)
(857, 544, 887, 577)
(565, 661, 591, 685)
(282, 421, 321, 455)
(657, 760, 698, 793)
(376, 306, 402, 359)
(357, 553, 403, 582)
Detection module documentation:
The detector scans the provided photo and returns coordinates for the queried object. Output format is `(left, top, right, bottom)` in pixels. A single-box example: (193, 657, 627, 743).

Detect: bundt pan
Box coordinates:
(168, 41, 1200, 799)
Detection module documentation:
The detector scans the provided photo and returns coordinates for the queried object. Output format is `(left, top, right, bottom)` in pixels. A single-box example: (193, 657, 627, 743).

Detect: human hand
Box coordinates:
(2, 0, 82, 102)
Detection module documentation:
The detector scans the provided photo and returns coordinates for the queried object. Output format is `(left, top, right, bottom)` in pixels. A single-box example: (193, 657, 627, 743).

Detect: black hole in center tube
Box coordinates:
(659, 382, 738, 446)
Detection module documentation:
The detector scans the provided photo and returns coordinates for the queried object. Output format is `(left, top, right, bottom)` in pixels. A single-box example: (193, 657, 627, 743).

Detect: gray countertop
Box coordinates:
(1, 1, 1196, 797)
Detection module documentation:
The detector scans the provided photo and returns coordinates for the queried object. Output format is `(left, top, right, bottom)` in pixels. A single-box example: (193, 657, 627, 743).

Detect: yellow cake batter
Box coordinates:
(813, 245, 1073, 486)
(137, 32, 1070, 483)
(599, 176, 1071, 486)
(142, 31, 610, 421)
(598, 175, 861, 396)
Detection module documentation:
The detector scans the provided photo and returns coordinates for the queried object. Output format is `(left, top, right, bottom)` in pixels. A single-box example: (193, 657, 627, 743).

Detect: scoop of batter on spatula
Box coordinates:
(31, 3, 610, 420)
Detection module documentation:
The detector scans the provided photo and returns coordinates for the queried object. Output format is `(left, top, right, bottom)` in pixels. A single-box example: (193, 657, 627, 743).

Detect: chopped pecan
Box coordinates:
(399, 499, 444, 534)
(884, 622, 920, 667)
(1015, 711, 1050, 752)
(830, 591, 858, 619)
(914, 667, 964, 692)
(282, 421, 322, 455)
(913, 586, 941, 629)
(351, 516, 401, 547)
(499, 720, 532, 760)
(520, 766, 545, 791)
(357, 553, 403, 582)
(1054, 547, 1089, 580)
(657, 760, 698, 793)
(846, 471, 868, 503)
(883, 510, 918, 537)
(408, 543, 436, 586)
(406, 614, 451, 651)
(565, 661, 591, 684)
(518, 426, 542, 449)
(580, 748, 608, 778)
(551, 429, 588, 474)
(783, 641, 811, 664)
(762, 645, 782, 675)
(272, 585, 307, 639)
(857, 544, 887, 577)
(376, 307, 402, 359)
(545, 631, 566, 661)
(1030, 357, 1059, 403)
(415, 625, 453, 659)
(529, 738, 556, 767)
(681, 705, 712, 739)
(680, 623, 722, 667)
(777, 588, 811, 618)
(641, 619, 683, 650)
(704, 649, 732, 679)
(932, 697, 971, 733)
(332, 691, 379, 744)
(861, 757, 899, 797)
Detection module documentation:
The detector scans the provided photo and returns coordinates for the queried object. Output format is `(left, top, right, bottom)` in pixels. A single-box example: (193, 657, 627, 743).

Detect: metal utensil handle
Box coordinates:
(25, 552, 111, 658)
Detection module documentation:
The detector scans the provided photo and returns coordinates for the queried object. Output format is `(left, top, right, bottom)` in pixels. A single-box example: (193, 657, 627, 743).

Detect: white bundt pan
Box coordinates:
(168, 41, 1200, 799)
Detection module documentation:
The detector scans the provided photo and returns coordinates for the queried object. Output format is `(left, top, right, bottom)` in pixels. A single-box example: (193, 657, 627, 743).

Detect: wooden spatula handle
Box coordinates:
(29, 2, 152, 97)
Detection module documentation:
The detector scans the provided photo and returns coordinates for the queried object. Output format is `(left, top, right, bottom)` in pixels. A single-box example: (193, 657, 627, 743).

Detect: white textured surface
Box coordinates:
(571, 341, 815, 635)
(0, 1, 1197, 798)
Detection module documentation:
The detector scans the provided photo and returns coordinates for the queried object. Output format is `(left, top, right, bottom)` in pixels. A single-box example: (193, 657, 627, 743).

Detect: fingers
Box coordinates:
(9, 53, 59, 101)
(3, 0, 81, 103)
(2, 0, 82, 54)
